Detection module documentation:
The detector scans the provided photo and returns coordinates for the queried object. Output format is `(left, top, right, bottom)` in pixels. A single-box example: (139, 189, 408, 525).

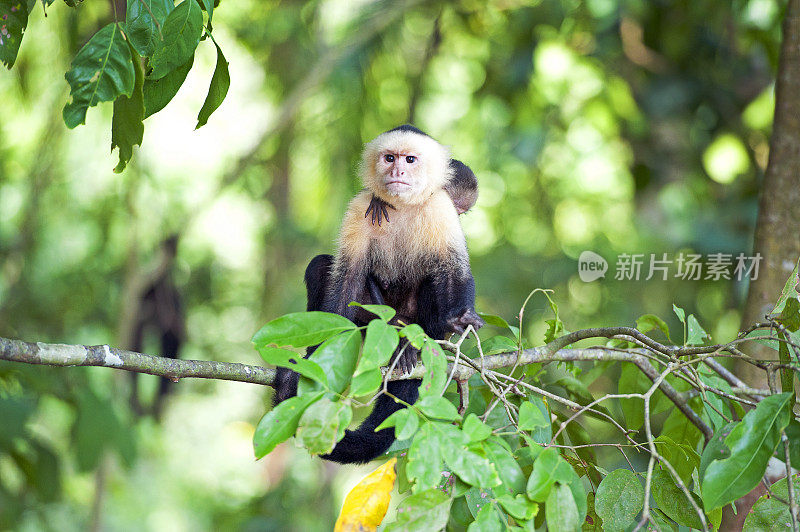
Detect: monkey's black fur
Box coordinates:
(272, 255, 423, 463)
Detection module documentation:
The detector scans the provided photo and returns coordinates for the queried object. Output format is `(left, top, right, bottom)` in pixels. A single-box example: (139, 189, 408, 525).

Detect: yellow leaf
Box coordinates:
(334, 458, 397, 531)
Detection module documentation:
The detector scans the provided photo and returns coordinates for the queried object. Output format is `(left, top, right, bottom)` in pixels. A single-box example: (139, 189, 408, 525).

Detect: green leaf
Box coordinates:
(462, 414, 492, 442)
(360, 320, 399, 369)
(376, 408, 420, 440)
(252, 311, 356, 348)
(618, 364, 645, 431)
(743, 474, 800, 532)
(63, 24, 135, 129)
(654, 435, 700, 485)
(479, 313, 521, 339)
(406, 423, 443, 491)
(779, 298, 800, 332)
(467, 503, 504, 532)
(385, 489, 452, 532)
(650, 509, 678, 532)
(544, 317, 566, 343)
(419, 339, 447, 398)
(257, 346, 328, 385)
(525, 396, 553, 444)
(448, 445, 501, 488)
(464, 487, 494, 518)
(0, 395, 35, 445)
(148, 0, 202, 79)
(583, 492, 604, 531)
(777, 331, 795, 394)
(636, 313, 671, 341)
(308, 330, 361, 394)
(660, 402, 704, 451)
(774, 258, 800, 314)
(296, 397, 352, 455)
(546, 482, 581, 532)
(350, 303, 396, 322)
(565, 462, 588, 525)
(786, 420, 800, 469)
(699, 422, 735, 480)
(526, 447, 573, 501)
(253, 392, 323, 458)
(479, 335, 519, 355)
(686, 314, 710, 345)
(651, 468, 705, 530)
(400, 324, 427, 349)
(72, 389, 123, 471)
(0, 0, 29, 68)
(697, 368, 733, 431)
(497, 494, 538, 521)
(349, 370, 381, 398)
(484, 438, 526, 495)
(125, 0, 173, 57)
(416, 396, 460, 421)
(594, 468, 644, 532)
(437, 426, 500, 488)
(9, 438, 62, 502)
(672, 304, 685, 323)
(111, 42, 145, 173)
(701, 392, 794, 510)
(142, 53, 194, 118)
(195, 40, 229, 128)
(199, 0, 212, 21)
(350, 319, 398, 396)
(519, 400, 548, 430)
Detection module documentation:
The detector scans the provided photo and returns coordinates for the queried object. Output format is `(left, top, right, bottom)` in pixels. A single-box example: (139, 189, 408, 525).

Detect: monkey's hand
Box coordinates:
(391, 342, 419, 375)
(364, 195, 395, 226)
(447, 308, 485, 336)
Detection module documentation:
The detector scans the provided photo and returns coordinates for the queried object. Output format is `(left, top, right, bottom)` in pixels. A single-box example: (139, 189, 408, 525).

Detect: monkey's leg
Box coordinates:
(275, 255, 381, 404)
(273, 254, 333, 405)
(305, 254, 334, 311)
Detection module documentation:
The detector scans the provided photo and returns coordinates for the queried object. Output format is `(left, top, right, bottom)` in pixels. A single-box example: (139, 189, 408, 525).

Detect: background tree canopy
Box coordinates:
(0, 0, 791, 530)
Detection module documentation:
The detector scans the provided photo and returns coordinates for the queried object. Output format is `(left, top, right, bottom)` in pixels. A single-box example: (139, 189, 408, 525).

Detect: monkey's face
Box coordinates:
(378, 151, 422, 198)
(362, 130, 451, 205)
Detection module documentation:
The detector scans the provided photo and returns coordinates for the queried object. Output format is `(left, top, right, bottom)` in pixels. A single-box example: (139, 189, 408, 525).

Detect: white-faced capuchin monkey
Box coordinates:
(274, 125, 483, 464)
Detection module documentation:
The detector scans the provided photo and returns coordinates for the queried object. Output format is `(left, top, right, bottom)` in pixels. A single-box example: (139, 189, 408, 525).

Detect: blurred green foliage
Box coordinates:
(0, 0, 781, 529)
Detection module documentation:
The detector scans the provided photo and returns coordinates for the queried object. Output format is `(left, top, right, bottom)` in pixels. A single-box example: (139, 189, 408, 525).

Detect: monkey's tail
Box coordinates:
(322, 379, 420, 464)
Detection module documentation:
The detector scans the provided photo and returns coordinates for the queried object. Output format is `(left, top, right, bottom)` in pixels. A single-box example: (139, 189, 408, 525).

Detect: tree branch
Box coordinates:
(6, 323, 784, 444)
(0, 337, 274, 386)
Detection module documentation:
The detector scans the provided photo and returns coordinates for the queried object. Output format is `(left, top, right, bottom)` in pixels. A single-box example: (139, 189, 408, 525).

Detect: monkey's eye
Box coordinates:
(405, 156, 416, 163)
(384, 154, 395, 163)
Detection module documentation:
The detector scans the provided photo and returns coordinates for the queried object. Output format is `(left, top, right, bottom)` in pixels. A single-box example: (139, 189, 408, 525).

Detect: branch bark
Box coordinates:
(0, 337, 275, 386)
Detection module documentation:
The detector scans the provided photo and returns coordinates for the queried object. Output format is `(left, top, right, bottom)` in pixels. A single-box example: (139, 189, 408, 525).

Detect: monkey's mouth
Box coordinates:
(386, 180, 411, 187)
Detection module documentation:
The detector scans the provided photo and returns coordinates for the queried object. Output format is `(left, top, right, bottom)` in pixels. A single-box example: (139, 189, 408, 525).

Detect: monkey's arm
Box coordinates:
(415, 260, 483, 341)
(323, 257, 370, 322)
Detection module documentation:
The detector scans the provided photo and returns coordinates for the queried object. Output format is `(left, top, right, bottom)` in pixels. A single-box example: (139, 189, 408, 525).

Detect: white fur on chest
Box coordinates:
(338, 190, 466, 281)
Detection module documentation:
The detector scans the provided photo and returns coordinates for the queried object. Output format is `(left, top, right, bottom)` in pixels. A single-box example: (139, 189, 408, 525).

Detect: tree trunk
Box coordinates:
(728, 4, 800, 529)
(741, 0, 800, 381)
